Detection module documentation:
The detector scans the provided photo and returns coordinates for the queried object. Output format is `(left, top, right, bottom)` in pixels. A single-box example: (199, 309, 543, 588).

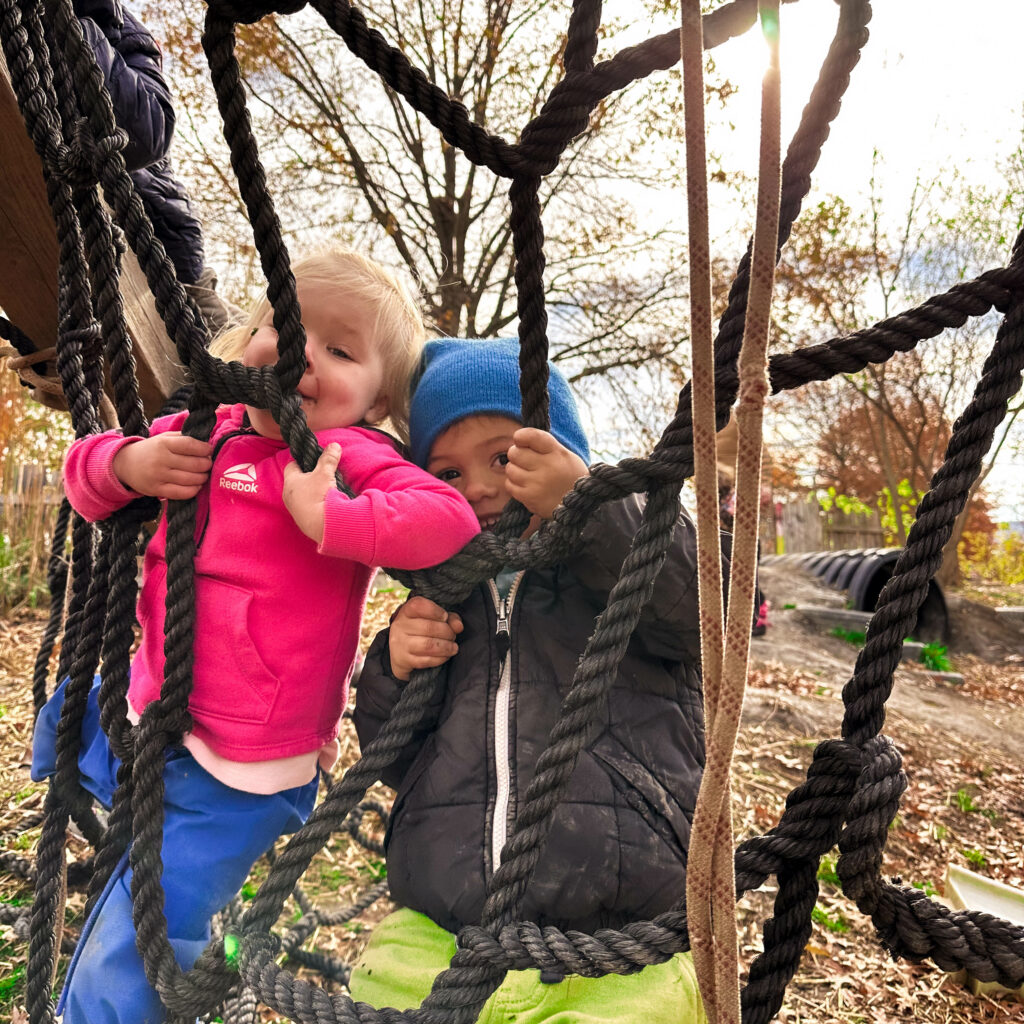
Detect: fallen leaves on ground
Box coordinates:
(3, 606, 1024, 1023)
(931, 654, 1024, 707)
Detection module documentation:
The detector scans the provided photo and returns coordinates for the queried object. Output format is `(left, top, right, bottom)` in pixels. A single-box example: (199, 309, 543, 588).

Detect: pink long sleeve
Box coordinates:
(62, 431, 142, 522)
(318, 431, 479, 569)
(62, 412, 188, 522)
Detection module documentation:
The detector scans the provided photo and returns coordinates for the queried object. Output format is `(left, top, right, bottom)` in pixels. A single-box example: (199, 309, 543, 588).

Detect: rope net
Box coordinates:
(2, 0, 1023, 1021)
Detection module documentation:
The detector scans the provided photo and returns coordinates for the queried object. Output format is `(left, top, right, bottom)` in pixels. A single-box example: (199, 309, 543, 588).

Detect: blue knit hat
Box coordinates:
(409, 338, 591, 468)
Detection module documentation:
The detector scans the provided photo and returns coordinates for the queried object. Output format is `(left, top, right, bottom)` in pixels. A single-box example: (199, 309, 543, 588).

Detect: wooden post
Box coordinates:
(0, 52, 185, 422)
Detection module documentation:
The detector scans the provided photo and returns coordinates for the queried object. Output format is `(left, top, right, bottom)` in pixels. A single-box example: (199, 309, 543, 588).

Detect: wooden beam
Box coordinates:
(0, 51, 185, 422)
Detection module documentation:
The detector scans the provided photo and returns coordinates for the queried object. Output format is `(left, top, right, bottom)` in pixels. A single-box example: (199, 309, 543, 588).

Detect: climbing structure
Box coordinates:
(2, 0, 1024, 1022)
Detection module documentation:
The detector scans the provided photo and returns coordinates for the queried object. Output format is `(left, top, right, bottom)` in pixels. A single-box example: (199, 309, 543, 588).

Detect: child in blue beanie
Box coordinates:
(352, 337, 709, 1022)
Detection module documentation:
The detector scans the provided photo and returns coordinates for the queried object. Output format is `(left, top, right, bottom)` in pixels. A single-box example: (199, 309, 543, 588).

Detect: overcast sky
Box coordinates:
(712, 1, 1024, 204)
(707, 1, 1024, 520)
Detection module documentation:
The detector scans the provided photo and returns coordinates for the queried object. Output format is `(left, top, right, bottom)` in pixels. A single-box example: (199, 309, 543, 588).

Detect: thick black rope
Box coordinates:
(30, 498, 70, 719)
(7, 0, 1024, 1020)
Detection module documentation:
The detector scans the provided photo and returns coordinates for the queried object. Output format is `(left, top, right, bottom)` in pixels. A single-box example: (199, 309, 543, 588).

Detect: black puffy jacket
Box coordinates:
(76, 0, 174, 170)
(77, 1, 205, 283)
(354, 496, 710, 935)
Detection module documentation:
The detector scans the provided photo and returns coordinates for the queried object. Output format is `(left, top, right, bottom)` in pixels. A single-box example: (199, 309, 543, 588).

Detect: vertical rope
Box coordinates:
(688, 4, 782, 1022)
(678, 0, 725, 1016)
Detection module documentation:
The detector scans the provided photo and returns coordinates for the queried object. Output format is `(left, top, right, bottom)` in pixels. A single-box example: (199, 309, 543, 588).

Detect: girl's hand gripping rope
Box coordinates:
(283, 442, 342, 544)
(112, 431, 212, 500)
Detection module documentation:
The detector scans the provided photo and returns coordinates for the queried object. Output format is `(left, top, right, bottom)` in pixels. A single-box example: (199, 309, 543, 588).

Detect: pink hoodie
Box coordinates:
(63, 405, 478, 767)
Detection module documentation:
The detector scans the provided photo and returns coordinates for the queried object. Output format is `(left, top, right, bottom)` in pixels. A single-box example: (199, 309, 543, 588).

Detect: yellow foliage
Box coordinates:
(958, 529, 1024, 587)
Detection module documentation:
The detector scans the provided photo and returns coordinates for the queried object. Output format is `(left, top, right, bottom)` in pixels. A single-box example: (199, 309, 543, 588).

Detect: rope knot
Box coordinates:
(837, 735, 908, 909)
(61, 323, 103, 354)
(454, 925, 511, 969)
(205, 0, 306, 24)
(0, 344, 62, 396)
(735, 736, 864, 892)
(43, 119, 127, 188)
(773, 737, 863, 856)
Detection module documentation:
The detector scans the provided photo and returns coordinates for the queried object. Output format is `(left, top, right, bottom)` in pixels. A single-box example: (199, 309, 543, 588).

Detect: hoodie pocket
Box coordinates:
(188, 578, 280, 725)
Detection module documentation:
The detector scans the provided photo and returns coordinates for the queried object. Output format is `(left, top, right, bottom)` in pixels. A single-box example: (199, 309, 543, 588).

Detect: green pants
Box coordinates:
(349, 908, 707, 1024)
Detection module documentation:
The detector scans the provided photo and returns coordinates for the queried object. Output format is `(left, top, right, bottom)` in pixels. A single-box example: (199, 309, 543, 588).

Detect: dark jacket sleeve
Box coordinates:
(353, 626, 445, 791)
(130, 157, 206, 284)
(79, 10, 175, 170)
(561, 493, 711, 664)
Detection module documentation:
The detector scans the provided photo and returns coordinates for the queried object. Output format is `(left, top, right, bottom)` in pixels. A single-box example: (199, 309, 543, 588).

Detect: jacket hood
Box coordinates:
(73, 0, 123, 35)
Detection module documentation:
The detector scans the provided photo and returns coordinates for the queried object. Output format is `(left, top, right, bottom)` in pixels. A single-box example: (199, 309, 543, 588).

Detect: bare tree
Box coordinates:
(769, 157, 1024, 579)
(143, 0, 740, 401)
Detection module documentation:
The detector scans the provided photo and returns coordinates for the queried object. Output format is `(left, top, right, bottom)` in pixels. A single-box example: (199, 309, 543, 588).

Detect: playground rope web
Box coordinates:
(2, 0, 1024, 1021)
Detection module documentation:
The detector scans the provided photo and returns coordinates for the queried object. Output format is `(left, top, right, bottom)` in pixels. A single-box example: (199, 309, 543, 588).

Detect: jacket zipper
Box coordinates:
(488, 571, 525, 877)
(195, 426, 257, 551)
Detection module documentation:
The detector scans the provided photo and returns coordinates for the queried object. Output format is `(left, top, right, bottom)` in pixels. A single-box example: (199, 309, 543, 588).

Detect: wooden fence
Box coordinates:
(2, 463, 62, 507)
(777, 496, 885, 553)
(1, 463, 63, 605)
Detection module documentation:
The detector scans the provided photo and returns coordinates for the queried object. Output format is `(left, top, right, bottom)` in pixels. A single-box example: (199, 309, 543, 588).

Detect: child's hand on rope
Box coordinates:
(112, 432, 212, 500)
(388, 596, 463, 681)
(505, 428, 589, 520)
(283, 442, 341, 544)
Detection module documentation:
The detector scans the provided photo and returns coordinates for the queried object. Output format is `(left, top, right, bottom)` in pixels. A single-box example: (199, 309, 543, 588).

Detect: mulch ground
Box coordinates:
(2, 603, 1023, 1023)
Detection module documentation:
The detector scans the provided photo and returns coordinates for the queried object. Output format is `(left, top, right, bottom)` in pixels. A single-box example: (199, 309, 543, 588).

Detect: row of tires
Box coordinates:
(760, 547, 949, 642)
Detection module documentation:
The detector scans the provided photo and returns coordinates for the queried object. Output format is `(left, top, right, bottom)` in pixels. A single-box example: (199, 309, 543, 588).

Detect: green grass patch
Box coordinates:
(952, 787, 979, 814)
(811, 904, 849, 933)
(0, 964, 25, 999)
(962, 848, 988, 869)
(816, 855, 840, 888)
(830, 626, 866, 646)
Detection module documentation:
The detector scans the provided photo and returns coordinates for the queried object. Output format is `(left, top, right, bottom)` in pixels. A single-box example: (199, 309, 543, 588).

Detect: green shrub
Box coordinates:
(811, 904, 849, 933)
(920, 641, 953, 672)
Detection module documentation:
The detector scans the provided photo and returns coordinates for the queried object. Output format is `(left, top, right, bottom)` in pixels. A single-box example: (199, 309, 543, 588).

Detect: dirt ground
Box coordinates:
(736, 562, 1024, 1023)
(747, 562, 1024, 761)
(2, 563, 1023, 1023)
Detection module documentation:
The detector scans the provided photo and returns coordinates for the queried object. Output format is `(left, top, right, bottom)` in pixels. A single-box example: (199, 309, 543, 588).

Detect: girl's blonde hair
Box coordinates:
(210, 247, 425, 442)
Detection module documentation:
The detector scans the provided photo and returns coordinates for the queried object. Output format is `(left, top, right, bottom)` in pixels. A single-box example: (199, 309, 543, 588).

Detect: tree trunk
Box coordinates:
(936, 474, 987, 587)
(864, 399, 908, 546)
(936, 503, 969, 588)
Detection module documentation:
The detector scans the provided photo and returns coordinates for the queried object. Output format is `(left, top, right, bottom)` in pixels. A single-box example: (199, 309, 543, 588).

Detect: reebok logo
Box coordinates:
(219, 462, 258, 495)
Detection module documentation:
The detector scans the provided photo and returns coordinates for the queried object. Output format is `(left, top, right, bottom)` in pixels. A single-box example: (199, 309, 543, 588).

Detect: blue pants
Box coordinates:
(32, 679, 319, 1024)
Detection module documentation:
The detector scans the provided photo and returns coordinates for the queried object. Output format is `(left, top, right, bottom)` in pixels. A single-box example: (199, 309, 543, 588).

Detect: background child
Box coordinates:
(31, 248, 480, 1024)
(352, 337, 709, 1022)
(75, 0, 238, 330)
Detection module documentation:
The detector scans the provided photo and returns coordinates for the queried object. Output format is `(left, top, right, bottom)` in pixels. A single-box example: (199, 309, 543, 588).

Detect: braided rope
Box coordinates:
(678, 0, 729, 1013)
(689, 4, 783, 1020)
(6, 0, 1024, 1021)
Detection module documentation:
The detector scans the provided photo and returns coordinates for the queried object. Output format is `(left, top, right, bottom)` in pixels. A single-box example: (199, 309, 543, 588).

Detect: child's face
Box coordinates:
(242, 279, 389, 438)
(427, 415, 532, 533)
